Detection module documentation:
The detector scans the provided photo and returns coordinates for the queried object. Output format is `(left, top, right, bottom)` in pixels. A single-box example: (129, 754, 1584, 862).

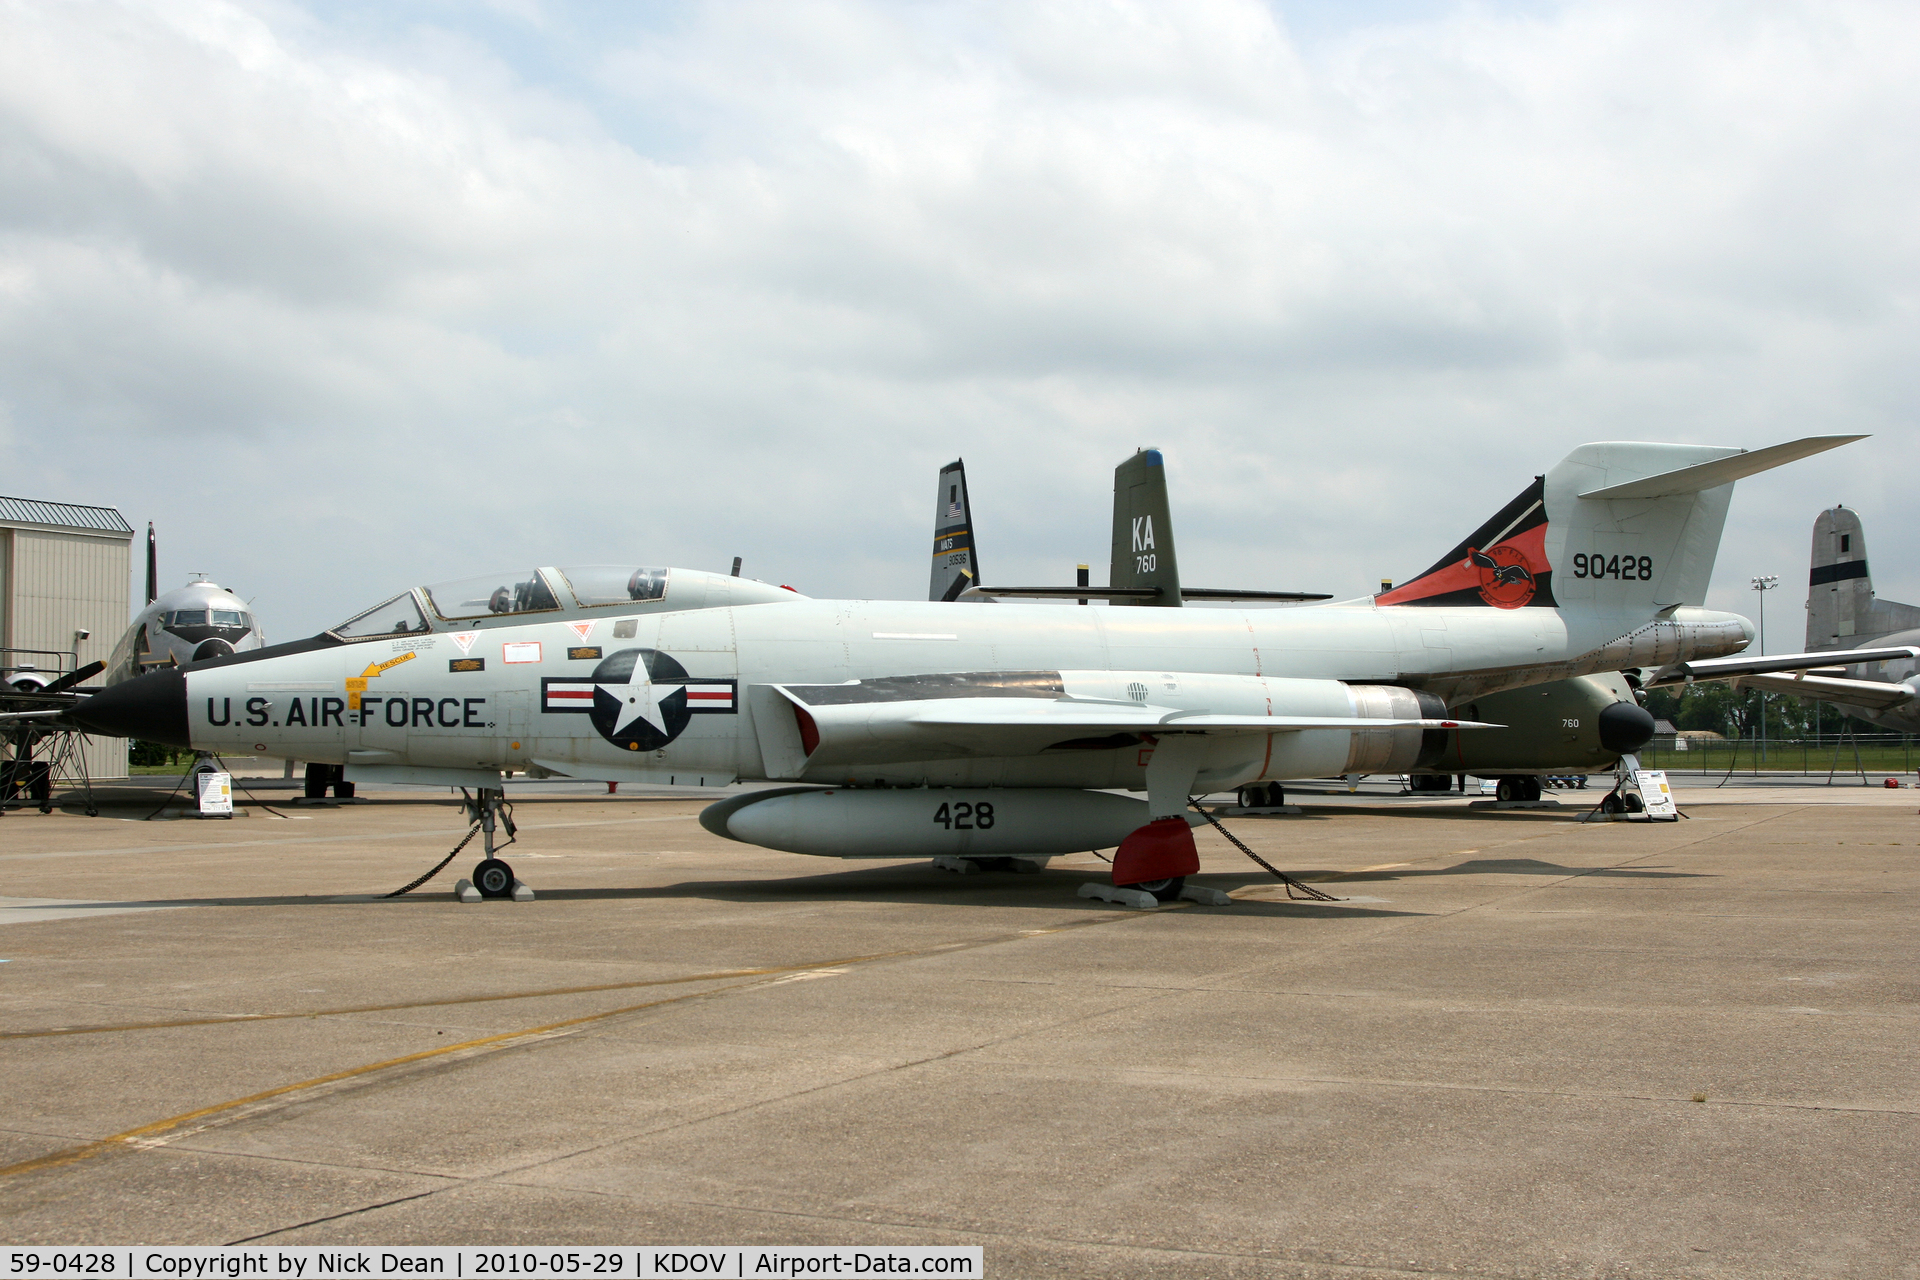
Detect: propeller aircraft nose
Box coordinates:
(69, 666, 192, 749)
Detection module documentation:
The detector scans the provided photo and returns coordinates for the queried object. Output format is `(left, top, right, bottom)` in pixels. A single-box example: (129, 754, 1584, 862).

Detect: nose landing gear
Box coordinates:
(383, 784, 533, 900)
(457, 787, 531, 901)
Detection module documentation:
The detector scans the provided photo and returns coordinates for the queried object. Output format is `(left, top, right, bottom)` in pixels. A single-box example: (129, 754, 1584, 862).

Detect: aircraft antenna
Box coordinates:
(145, 523, 157, 605)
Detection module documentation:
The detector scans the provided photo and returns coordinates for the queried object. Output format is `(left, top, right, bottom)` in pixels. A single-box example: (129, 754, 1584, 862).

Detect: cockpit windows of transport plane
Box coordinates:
(330, 591, 431, 640)
(163, 609, 253, 632)
(422, 570, 563, 620)
(552, 565, 670, 607)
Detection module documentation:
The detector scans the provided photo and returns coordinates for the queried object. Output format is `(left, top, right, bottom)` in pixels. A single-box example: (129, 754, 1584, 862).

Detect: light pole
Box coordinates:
(1751, 575, 1778, 763)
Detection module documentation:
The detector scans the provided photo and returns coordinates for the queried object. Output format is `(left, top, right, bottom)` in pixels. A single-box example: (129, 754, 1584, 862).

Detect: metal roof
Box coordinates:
(0, 495, 134, 536)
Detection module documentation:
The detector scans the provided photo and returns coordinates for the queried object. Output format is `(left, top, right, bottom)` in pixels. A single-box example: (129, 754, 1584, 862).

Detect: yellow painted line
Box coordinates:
(0, 984, 760, 1180)
(1349, 862, 1412, 874)
(0, 946, 929, 1181)
(0, 959, 897, 1041)
(0, 908, 1173, 1181)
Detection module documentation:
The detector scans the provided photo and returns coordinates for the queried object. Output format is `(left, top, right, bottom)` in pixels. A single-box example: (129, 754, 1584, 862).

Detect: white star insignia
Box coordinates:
(599, 661, 673, 737)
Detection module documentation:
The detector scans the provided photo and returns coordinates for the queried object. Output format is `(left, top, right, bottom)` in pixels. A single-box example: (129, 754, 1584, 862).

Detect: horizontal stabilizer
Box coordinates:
(1579, 435, 1865, 500)
(1649, 645, 1919, 685)
(1178, 588, 1334, 602)
(1726, 672, 1916, 712)
(964, 585, 1331, 602)
(965, 586, 1162, 601)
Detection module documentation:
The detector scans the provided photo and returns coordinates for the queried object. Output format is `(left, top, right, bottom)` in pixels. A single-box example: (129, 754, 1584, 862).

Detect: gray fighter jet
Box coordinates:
(71, 435, 1896, 903)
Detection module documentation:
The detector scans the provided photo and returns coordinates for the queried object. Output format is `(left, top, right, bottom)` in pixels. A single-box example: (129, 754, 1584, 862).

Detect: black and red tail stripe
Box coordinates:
(1377, 476, 1557, 610)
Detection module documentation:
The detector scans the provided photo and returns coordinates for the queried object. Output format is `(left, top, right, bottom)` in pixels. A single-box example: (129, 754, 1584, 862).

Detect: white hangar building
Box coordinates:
(1, 495, 135, 779)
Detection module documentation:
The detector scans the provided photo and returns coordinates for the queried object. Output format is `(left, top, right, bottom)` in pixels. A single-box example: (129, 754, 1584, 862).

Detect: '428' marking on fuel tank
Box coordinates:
(933, 801, 995, 829)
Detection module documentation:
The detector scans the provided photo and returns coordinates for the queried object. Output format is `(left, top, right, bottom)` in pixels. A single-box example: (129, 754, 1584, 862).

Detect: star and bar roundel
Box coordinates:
(541, 648, 737, 752)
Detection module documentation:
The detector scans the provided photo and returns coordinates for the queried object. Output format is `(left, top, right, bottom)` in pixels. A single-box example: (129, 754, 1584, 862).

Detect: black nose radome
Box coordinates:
(192, 638, 235, 662)
(70, 667, 191, 748)
(1597, 700, 1657, 754)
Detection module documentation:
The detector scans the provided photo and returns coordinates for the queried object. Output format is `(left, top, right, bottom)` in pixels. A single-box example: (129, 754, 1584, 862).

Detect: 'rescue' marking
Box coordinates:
(345, 651, 416, 710)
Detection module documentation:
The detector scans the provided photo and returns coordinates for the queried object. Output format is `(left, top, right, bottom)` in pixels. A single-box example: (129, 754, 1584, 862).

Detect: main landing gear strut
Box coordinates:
(1078, 736, 1234, 909)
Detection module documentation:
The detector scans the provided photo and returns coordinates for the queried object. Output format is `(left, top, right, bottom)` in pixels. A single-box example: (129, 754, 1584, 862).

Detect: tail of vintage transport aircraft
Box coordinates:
(61, 437, 1861, 904)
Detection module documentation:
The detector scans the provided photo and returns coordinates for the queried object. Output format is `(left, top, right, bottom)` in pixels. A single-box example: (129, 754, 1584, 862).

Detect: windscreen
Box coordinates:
(554, 566, 670, 607)
(422, 571, 562, 620)
(331, 591, 430, 639)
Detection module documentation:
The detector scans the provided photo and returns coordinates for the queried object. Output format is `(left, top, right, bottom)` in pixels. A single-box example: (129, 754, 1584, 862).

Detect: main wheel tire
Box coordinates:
(473, 858, 515, 899)
(1129, 876, 1186, 903)
(1496, 777, 1518, 802)
(1522, 776, 1543, 802)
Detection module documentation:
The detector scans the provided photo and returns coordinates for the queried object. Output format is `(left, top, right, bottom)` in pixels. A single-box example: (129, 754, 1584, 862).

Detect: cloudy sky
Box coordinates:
(2, 0, 1914, 646)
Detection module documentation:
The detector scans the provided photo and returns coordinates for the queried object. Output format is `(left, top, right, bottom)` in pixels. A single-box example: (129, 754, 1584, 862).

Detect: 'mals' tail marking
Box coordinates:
(1377, 477, 1557, 610)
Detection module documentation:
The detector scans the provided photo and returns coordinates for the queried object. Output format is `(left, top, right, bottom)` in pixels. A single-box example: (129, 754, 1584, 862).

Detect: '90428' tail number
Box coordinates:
(1572, 553, 1653, 581)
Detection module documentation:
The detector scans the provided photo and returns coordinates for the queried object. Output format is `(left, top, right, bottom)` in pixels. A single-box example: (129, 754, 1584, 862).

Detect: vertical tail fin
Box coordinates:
(1380, 437, 1865, 618)
(1808, 507, 1920, 648)
(930, 459, 978, 602)
(1108, 449, 1181, 606)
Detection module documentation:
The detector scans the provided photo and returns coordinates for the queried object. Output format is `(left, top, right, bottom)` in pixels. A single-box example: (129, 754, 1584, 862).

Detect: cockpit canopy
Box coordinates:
(327, 565, 797, 642)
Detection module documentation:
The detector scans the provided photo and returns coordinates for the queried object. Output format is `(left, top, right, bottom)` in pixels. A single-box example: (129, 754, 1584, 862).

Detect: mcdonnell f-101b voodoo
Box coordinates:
(70, 435, 1888, 905)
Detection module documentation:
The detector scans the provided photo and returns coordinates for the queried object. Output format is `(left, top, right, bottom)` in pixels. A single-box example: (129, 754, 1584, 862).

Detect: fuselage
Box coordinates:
(171, 593, 1750, 791)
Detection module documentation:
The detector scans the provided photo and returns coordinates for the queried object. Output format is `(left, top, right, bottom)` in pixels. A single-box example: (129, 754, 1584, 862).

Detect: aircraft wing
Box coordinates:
(908, 699, 1492, 734)
(1726, 672, 1917, 712)
(1646, 646, 1920, 685)
(774, 686, 1496, 766)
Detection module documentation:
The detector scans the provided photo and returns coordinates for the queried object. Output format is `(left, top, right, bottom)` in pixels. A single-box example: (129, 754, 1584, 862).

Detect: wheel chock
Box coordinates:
(511, 879, 535, 902)
(1006, 858, 1046, 874)
(931, 856, 983, 875)
(1178, 884, 1234, 906)
(1077, 882, 1159, 909)
(454, 878, 481, 903)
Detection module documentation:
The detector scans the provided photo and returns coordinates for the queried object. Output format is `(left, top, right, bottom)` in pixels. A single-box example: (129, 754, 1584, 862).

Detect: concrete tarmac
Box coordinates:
(0, 782, 1916, 1276)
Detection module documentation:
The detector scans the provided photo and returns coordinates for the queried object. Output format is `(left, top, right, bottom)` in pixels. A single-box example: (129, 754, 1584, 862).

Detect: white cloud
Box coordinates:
(0, 0, 1915, 639)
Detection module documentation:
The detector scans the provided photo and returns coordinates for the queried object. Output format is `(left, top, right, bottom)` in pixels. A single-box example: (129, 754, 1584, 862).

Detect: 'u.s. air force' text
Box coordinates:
(205, 697, 491, 729)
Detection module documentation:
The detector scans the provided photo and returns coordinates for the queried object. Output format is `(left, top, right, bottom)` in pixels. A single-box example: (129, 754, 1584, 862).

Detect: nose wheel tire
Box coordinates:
(1128, 876, 1186, 903)
(473, 858, 515, 899)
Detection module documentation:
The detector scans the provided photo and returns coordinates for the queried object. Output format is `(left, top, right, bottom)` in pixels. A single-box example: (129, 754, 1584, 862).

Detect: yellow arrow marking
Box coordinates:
(346, 650, 416, 709)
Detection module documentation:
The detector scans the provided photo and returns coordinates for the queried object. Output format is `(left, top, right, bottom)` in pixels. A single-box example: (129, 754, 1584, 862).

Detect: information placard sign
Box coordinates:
(1633, 769, 1677, 819)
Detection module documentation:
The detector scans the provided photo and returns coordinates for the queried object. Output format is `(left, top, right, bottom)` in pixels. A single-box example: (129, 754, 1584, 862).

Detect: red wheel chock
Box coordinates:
(1111, 816, 1200, 885)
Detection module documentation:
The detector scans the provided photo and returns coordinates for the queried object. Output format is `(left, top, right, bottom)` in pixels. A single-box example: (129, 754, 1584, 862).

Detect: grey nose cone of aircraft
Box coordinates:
(1595, 700, 1657, 755)
(70, 666, 190, 748)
